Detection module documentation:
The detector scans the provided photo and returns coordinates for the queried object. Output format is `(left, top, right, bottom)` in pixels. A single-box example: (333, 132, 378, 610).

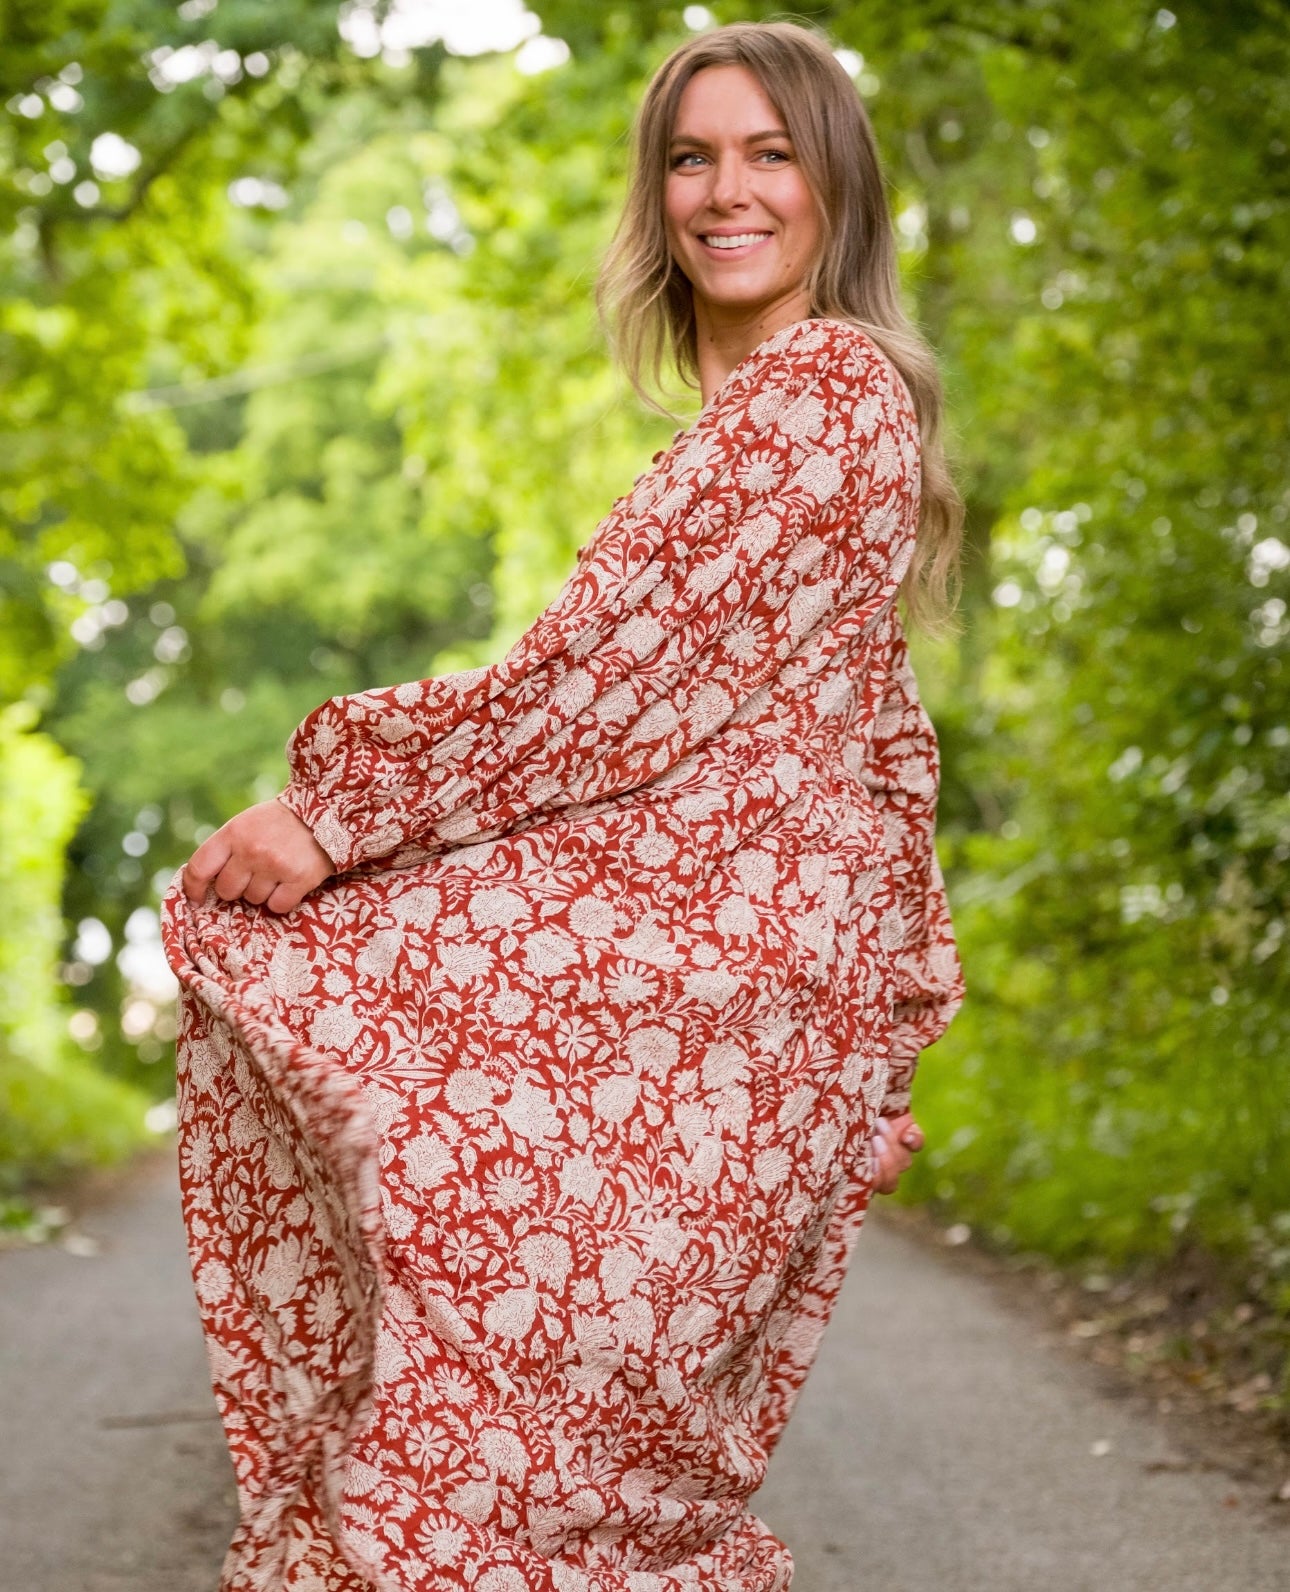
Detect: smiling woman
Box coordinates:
(662, 66, 823, 382)
(164, 18, 965, 1591)
(596, 23, 961, 636)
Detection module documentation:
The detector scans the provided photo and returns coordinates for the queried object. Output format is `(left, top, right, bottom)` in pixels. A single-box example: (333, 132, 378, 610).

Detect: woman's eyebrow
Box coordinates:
(669, 128, 792, 147)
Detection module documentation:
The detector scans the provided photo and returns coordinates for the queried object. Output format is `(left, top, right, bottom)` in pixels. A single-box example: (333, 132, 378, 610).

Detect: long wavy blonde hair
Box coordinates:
(595, 20, 963, 636)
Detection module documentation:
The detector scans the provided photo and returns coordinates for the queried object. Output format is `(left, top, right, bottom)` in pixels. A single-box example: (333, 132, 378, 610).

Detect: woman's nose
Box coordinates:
(707, 154, 751, 211)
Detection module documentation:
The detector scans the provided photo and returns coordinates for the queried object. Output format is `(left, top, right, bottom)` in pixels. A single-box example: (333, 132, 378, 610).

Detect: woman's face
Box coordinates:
(664, 64, 823, 334)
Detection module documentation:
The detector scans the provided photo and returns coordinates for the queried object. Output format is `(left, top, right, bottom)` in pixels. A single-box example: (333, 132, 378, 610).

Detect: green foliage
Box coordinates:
(0, 0, 439, 1151)
(870, 2, 1289, 1280)
(0, 705, 151, 1188)
(0, 0, 426, 700)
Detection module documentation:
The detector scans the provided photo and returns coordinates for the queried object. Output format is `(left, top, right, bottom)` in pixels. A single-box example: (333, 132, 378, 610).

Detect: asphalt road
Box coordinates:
(1, 1151, 1285, 1591)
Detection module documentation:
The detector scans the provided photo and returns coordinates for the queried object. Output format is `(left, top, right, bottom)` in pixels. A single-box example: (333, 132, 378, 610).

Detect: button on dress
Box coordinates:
(162, 316, 965, 1591)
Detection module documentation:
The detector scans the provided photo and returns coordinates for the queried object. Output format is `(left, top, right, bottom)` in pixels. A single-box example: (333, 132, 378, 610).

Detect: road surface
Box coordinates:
(1, 1151, 1285, 1590)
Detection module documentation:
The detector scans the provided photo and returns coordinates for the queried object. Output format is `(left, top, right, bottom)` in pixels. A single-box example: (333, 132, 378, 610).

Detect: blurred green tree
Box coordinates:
(1, 0, 450, 1169)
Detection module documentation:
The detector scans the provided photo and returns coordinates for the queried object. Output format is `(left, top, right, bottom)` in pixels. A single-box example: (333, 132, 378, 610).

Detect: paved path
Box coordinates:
(1, 1151, 1286, 1590)
(0, 1153, 233, 1591)
(754, 1224, 1289, 1589)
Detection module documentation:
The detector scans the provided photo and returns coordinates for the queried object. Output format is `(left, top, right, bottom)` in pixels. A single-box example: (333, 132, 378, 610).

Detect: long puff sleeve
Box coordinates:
(849, 606, 965, 1114)
(278, 319, 921, 874)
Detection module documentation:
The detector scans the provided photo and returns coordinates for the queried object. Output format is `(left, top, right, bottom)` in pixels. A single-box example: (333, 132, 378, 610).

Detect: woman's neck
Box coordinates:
(693, 291, 815, 406)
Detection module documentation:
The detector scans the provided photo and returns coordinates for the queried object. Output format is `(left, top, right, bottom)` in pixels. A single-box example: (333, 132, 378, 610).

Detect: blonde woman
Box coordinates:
(165, 19, 965, 1590)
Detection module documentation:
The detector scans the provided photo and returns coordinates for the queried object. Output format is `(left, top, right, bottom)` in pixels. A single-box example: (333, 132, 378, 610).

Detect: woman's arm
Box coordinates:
(189, 319, 924, 906)
(851, 608, 966, 1115)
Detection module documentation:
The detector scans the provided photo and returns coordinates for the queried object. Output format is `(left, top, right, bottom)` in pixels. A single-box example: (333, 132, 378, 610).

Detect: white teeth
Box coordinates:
(701, 232, 771, 249)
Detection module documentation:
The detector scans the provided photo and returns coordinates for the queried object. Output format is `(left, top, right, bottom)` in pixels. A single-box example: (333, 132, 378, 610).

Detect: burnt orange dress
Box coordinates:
(163, 316, 964, 1591)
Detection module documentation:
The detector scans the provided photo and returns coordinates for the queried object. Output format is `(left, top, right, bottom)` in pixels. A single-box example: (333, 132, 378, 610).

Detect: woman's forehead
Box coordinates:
(671, 64, 784, 137)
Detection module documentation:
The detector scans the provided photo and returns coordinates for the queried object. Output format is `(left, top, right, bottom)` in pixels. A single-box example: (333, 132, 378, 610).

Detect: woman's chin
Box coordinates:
(693, 287, 809, 326)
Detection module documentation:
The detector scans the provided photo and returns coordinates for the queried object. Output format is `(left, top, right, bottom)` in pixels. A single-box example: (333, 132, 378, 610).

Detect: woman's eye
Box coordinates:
(669, 148, 791, 169)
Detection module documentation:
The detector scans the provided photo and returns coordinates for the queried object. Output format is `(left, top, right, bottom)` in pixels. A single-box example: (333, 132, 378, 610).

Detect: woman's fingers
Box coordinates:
(241, 874, 278, 907)
(200, 869, 308, 914)
(179, 800, 334, 912)
(871, 1114, 924, 1194)
(183, 832, 232, 903)
(871, 1124, 900, 1193)
(213, 865, 255, 903)
(265, 880, 307, 915)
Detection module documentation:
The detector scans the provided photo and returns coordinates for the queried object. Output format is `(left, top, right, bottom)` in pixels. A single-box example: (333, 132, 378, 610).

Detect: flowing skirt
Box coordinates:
(167, 743, 899, 1591)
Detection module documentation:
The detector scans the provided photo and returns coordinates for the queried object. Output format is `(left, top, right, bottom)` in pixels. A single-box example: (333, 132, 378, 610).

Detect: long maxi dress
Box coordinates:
(162, 315, 965, 1592)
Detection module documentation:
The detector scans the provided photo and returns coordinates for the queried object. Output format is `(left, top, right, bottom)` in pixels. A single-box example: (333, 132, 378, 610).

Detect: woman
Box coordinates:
(164, 19, 965, 1591)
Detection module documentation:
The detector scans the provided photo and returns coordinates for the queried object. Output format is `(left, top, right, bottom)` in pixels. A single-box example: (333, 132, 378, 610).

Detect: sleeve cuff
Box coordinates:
(879, 1035, 921, 1118)
(277, 781, 361, 873)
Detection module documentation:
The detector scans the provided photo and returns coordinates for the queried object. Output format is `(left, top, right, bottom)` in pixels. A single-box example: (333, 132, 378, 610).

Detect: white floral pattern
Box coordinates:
(162, 317, 964, 1591)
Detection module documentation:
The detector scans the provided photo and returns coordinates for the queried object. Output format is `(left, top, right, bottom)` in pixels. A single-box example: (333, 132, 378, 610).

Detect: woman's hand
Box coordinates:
(870, 1112, 925, 1195)
(182, 799, 334, 914)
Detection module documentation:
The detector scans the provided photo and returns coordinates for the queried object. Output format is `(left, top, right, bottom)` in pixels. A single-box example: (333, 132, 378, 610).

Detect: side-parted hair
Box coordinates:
(595, 20, 964, 636)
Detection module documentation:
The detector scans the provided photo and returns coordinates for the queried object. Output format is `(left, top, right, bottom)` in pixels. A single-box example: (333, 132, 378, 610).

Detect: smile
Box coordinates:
(698, 232, 773, 251)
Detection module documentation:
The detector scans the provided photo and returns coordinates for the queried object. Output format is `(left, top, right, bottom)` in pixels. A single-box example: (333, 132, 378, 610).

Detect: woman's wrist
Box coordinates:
(275, 781, 353, 872)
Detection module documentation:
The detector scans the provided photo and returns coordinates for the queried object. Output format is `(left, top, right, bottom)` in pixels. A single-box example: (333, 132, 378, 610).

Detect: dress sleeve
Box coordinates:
(277, 320, 923, 874)
(847, 607, 965, 1115)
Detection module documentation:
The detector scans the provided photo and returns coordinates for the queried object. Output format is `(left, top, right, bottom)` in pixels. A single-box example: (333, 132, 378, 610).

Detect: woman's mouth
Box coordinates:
(697, 231, 773, 253)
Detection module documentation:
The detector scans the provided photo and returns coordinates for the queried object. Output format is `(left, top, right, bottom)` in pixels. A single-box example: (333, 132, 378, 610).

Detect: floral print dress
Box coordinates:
(162, 315, 965, 1592)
